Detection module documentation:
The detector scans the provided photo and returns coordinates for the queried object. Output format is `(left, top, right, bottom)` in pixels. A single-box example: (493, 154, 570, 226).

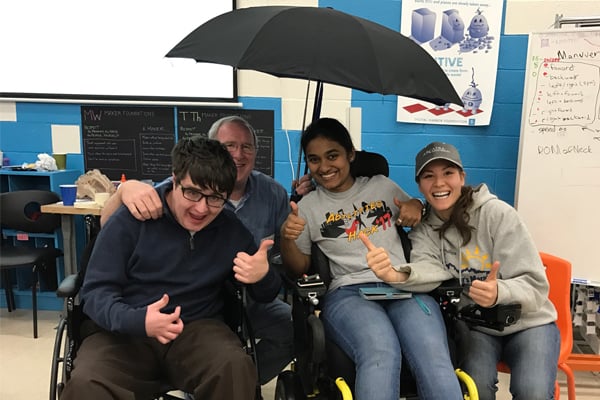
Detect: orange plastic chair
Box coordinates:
(497, 252, 575, 400)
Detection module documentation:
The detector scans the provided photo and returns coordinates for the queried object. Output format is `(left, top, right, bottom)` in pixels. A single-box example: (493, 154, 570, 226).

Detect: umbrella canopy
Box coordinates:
(166, 5, 462, 109)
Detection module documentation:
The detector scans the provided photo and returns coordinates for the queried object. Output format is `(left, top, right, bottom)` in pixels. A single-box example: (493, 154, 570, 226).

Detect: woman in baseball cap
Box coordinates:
(364, 141, 560, 400)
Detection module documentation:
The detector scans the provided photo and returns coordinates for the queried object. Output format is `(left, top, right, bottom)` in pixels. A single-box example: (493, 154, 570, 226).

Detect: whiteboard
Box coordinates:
(0, 0, 234, 103)
(515, 28, 600, 286)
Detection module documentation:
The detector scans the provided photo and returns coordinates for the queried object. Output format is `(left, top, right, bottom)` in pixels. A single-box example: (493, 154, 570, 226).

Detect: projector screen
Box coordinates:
(0, 0, 235, 103)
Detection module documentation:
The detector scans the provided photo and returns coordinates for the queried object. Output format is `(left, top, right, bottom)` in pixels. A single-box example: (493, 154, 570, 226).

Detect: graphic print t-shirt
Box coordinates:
(296, 175, 412, 290)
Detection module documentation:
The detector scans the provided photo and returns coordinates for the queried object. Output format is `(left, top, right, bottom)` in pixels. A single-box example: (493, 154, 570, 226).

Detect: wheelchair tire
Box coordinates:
(307, 314, 326, 363)
(275, 370, 304, 400)
(49, 316, 67, 400)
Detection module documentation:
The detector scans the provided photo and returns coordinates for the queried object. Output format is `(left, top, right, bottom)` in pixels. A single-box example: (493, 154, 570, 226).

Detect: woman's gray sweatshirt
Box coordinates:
(392, 184, 557, 336)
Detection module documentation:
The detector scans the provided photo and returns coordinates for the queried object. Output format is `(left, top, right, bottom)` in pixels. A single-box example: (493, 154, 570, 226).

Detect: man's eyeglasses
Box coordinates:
(223, 142, 255, 155)
(178, 184, 226, 208)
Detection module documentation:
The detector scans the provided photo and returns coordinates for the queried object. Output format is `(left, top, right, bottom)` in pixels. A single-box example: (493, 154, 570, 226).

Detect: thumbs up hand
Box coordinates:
(359, 232, 407, 283)
(469, 261, 500, 307)
(233, 239, 274, 284)
(145, 294, 184, 344)
(281, 201, 306, 241)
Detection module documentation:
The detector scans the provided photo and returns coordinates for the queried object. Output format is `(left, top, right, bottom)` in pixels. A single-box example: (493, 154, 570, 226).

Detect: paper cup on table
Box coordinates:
(60, 184, 78, 206)
(94, 192, 110, 207)
(53, 153, 67, 170)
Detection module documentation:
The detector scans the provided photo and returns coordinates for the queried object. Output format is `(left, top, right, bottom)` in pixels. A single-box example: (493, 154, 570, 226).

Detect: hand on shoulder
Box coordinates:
(120, 179, 164, 221)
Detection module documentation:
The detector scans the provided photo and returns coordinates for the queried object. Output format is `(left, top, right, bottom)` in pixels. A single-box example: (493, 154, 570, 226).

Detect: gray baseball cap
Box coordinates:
(415, 142, 463, 179)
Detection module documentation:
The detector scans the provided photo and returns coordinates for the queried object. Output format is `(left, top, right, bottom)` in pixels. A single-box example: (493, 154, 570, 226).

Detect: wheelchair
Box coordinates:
(275, 235, 482, 400)
(49, 236, 262, 400)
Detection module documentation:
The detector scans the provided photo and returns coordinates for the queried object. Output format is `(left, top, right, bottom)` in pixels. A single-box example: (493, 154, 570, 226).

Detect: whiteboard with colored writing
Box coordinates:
(515, 28, 600, 286)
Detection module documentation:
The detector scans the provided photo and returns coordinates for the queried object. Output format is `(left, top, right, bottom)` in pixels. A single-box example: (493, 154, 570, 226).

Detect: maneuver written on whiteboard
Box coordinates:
(515, 28, 600, 287)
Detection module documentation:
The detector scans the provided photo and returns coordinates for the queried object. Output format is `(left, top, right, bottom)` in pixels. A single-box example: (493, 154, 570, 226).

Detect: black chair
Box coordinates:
(0, 190, 63, 338)
(275, 151, 477, 400)
(49, 236, 261, 400)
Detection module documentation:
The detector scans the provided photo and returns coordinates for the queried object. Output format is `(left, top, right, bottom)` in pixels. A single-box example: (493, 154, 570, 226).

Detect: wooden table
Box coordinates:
(41, 201, 102, 276)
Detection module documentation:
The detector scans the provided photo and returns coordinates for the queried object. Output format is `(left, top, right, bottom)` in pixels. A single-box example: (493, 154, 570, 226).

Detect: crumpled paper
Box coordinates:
(33, 153, 58, 171)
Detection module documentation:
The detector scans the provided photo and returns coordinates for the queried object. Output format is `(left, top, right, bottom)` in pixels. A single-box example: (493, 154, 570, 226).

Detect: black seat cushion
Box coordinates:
(1, 246, 63, 269)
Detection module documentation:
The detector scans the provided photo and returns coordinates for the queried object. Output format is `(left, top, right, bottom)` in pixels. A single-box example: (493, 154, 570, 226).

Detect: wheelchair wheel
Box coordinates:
(307, 314, 325, 363)
(455, 368, 478, 400)
(275, 370, 304, 400)
(49, 315, 68, 400)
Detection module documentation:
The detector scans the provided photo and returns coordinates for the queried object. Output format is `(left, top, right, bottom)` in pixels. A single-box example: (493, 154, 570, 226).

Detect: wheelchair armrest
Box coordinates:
(310, 243, 332, 287)
(56, 274, 81, 298)
(295, 274, 328, 306)
(430, 279, 522, 331)
(269, 251, 289, 282)
(270, 252, 283, 267)
(269, 251, 310, 296)
(458, 303, 522, 332)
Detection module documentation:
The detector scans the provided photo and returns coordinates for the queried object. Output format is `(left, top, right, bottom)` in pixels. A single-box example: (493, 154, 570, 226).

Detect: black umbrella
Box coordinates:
(166, 5, 462, 119)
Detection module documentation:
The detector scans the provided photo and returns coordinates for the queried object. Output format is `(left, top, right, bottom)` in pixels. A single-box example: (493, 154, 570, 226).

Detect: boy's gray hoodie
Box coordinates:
(392, 184, 557, 336)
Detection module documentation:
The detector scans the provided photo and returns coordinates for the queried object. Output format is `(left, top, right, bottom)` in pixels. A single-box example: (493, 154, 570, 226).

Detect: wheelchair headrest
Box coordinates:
(350, 150, 389, 178)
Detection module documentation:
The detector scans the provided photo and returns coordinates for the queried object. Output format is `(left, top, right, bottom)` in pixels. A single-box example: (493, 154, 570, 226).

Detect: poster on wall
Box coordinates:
(397, 0, 504, 126)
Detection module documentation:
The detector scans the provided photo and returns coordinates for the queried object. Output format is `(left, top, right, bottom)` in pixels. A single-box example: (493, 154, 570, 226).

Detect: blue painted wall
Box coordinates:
(0, 0, 526, 204)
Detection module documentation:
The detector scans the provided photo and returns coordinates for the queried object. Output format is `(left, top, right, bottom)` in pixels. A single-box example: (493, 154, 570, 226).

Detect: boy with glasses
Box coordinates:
(62, 137, 281, 399)
(100, 116, 308, 385)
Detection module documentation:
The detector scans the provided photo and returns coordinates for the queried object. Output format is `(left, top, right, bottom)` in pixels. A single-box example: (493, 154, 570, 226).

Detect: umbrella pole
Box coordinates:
(312, 81, 323, 122)
(291, 80, 320, 201)
(294, 80, 312, 184)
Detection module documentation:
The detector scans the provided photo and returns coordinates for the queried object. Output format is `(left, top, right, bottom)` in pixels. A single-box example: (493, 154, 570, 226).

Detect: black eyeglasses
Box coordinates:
(178, 184, 226, 208)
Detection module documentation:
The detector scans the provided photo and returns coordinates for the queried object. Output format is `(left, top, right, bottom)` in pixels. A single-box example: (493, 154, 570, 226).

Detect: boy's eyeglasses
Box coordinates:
(178, 184, 226, 208)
